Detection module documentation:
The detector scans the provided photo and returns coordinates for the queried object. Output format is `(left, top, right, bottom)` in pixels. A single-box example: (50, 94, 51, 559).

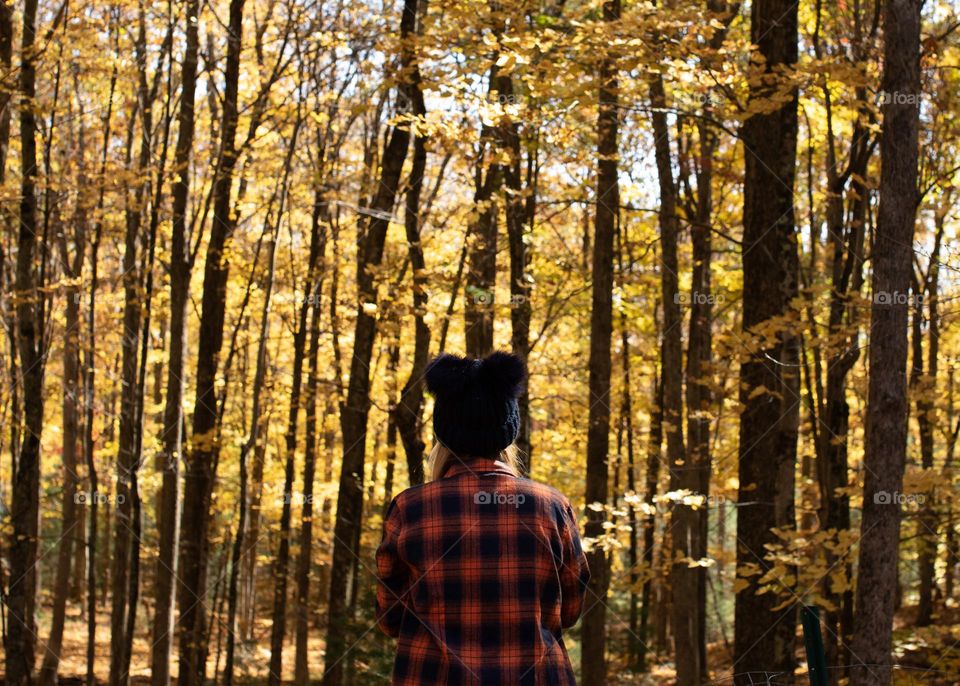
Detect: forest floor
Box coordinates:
(604, 606, 960, 685)
(14, 604, 960, 684)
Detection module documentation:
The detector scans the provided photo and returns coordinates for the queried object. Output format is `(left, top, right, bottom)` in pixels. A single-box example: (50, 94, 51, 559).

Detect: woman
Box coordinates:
(376, 351, 591, 685)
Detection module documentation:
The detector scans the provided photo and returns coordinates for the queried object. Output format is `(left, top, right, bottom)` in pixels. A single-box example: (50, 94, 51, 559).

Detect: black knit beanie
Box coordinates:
(424, 351, 526, 458)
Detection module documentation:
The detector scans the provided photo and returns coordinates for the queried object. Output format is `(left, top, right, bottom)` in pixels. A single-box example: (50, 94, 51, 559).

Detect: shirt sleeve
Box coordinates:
(558, 499, 591, 629)
(375, 496, 408, 638)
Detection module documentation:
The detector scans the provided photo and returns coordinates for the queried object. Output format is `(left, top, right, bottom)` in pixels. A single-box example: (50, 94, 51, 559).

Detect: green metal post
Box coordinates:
(801, 605, 829, 686)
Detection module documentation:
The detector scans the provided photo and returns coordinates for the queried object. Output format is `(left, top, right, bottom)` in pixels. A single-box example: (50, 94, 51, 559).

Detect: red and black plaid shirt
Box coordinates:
(376, 457, 590, 685)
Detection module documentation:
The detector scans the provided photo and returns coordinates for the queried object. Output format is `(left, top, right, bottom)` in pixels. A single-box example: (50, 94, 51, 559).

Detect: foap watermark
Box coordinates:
(474, 490, 525, 508)
(468, 286, 494, 306)
(277, 492, 317, 506)
(877, 90, 922, 107)
(873, 290, 923, 307)
(873, 491, 925, 506)
(674, 291, 724, 306)
(75, 491, 125, 506)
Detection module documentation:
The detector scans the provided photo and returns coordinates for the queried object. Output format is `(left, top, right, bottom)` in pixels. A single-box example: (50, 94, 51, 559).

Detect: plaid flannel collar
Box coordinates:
(442, 457, 517, 479)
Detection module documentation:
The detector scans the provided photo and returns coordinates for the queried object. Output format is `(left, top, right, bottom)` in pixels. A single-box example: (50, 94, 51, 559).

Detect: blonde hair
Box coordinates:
(429, 442, 524, 481)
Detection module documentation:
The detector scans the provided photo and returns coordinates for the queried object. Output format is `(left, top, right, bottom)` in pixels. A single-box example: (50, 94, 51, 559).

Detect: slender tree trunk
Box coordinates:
(294, 228, 326, 686)
(225, 220, 279, 686)
(6, 0, 44, 682)
(503, 77, 533, 468)
(83, 66, 115, 686)
(109, 91, 152, 686)
(685, 116, 716, 682)
(849, 2, 920, 684)
(38, 132, 87, 686)
(178, 1, 245, 683)
(264, 111, 310, 686)
(914, 218, 942, 626)
(0, 0, 14, 655)
(393, 46, 429, 486)
(581, 2, 620, 680)
(649, 69, 699, 686)
(639, 366, 663, 672)
(464, 9, 512, 359)
(151, 2, 199, 684)
(322, 3, 417, 684)
(615, 222, 640, 669)
(734, 0, 801, 681)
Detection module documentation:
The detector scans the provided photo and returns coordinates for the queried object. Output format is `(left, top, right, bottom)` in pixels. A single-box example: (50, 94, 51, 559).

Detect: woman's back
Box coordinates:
(376, 457, 590, 685)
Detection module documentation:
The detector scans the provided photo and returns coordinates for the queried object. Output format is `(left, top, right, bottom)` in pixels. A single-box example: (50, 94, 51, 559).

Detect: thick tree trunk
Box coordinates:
(6, 0, 44, 682)
(849, 2, 920, 684)
(178, 1, 245, 684)
(734, 0, 801, 682)
(581, 2, 620, 680)
(322, 3, 416, 684)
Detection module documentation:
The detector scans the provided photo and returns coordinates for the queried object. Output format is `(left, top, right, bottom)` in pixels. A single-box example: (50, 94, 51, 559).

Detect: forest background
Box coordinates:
(0, 0, 958, 685)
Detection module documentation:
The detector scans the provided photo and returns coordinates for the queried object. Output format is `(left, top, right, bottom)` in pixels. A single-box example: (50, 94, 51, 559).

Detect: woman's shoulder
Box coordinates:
(389, 475, 573, 510)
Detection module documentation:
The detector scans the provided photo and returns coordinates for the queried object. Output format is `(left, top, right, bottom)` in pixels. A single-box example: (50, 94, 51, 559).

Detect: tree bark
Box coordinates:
(734, 0, 801, 681)
(294, 225, 326, 685)
(849, 2, 920, 684)
(581, 2, 620, 680)
(150, 2, 198, 684)
(649, 69, 699, 686)
(686, 117, 715, 683)
(225, 221, 278, 686)
(393, 34, 429, 486)
(913, 215, 942, 627)
(177, 1, 245, 683)
(38, 109, 87, 686)
(265, 112, 310, 686)
(322, 3, 417, 684)
(6, 0, 44, 682)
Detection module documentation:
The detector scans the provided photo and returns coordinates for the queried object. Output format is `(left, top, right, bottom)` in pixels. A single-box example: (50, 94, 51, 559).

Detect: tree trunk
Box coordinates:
(914, 216, 942, 627)
(294, 234, 326, 686)
(322, 3, 416, 684)
(38, 129, 87, 686)
(581, 2, 620, 680)
(6, 0, 44, 682)
(109, 83, 155, 686)
(503, 76, 533, 468)
(649, 69, 698, 686)
(639, 366, 663, 672)
(615, 222, 640, 669)
(264, 111, 310, 686)
(85, 59, 117, 686)
(849, 1, 920, 684)
(393, 43, 429, 486)
(734, 0, 801, 681)
(687, 117, 715, 683)
(464, 11, 512, 359)
(150, 2, 198, 685)
(178, 1, 245, 683)
(225, 220, 279, 686)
